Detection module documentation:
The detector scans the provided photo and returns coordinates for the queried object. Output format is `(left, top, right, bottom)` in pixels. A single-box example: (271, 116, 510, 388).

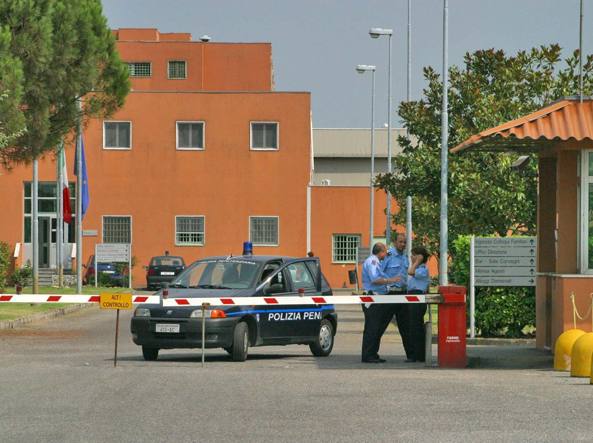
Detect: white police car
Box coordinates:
(130, 255, 337, 361)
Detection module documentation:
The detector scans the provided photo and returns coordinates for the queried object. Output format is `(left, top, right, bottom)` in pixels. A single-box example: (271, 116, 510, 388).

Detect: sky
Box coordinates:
(103, 0, 592, 128)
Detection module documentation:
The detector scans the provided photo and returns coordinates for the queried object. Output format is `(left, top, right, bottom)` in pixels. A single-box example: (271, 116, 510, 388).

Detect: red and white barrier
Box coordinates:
(0, 294, 160, 304)
(0, 294, 425, 306)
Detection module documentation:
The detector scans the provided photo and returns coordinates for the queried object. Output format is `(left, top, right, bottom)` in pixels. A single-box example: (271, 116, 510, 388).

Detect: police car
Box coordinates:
(130, 255, 337, 361)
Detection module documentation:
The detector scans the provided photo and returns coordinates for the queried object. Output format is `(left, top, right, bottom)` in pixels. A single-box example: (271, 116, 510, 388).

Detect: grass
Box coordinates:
(0, 286, 131, 321)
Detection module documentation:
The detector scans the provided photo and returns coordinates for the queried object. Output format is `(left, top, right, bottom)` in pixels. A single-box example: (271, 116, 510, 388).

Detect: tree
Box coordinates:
(0, 26, 25, 150)
(0, 0, 130, 167)
(376, 45, 593, 258)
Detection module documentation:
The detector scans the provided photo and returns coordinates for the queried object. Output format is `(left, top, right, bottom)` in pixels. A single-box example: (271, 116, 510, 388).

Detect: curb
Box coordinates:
(466, 337, 535, 346)
(0, 303, 97, 330)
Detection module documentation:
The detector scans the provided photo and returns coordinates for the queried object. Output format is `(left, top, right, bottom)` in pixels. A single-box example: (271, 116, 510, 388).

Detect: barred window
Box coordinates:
(176, 122, 204, 149)
(176, 216, 205, 246)
(250, 216, 279, 246)
(103, 216, 131, 244)
(332, 234, 360, 263)
(128, 62, 151, 77)
(168, 60, 187, 79)
(104, 122, 131, 149)
(251, 123, 278, 149)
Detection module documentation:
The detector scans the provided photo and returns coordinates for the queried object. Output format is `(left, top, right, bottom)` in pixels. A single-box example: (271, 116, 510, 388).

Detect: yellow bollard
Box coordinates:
(570, 333, 593, 378)
(554, 329, 586, 371)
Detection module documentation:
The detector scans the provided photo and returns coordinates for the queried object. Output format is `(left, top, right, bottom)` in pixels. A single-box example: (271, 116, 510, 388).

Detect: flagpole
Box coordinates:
(76, 98, 83, 293)
(32, 158, 39, 293)
(56, 144, 63, 287)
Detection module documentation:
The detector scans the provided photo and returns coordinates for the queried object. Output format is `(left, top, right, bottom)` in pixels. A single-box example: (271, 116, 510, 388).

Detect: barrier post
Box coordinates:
(425, 303, 433, 367)
(437, 285, 467, 368)
(201, 302, 210, 367)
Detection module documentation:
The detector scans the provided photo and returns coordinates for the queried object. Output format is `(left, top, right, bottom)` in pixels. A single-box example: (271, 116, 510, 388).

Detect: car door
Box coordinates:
(258, 266, 294, 342)
(284, 260, 323, 338)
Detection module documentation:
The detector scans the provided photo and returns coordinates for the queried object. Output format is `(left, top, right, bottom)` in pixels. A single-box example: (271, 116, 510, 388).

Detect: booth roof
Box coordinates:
(451, 97, 593, 153)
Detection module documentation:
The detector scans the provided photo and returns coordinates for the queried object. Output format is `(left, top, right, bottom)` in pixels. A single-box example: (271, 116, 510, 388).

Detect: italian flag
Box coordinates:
(61, 149, 73, 224)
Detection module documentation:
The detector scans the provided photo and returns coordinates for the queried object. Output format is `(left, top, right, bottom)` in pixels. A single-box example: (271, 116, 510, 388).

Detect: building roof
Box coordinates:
(451, 97, 593, 153)
(313, 128, 407, 158)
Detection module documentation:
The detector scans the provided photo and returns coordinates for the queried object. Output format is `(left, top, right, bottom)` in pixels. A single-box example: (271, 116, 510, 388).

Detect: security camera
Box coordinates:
(200, 35, 211, 42)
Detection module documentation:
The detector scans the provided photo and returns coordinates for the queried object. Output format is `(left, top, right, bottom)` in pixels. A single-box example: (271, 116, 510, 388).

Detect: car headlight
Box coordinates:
(135, 308, 151, 317)
(190, 309, 202, 318)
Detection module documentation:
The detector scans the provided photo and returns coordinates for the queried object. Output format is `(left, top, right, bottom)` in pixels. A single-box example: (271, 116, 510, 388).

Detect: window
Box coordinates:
(103, 216, 131, 243)
(580, 151, 593, 272)
(23, 182, 76, 243)
(250, 122, 278, 150)
(128, 62, 151, 77)
(250, 216, 279, 246)
(287, 262, 315, 291)
(168, 60, 187, 79)
(332, 234, 361, 263)
(103, 122, 131, 149)
(175, 216, 205, 246)
(176, 122, 204, 150)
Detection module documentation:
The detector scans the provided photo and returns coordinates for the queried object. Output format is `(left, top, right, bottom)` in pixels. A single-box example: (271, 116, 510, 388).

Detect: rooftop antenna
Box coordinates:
(579, 0, 584, 103)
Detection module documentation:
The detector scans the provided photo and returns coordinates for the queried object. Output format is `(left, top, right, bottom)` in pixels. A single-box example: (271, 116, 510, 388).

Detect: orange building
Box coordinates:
(0, 29, 402, 289)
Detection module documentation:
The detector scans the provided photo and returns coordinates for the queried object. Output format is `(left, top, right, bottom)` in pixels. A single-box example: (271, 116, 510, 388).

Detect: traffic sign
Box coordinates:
(474, 256, 536, 267)
(474, 245, 536, 257)
(474, 266, 536, 277)
(100, 293, 133, 310)
(474, 237, 536, 247)
(96, 243, 130, 262)
(474, 276, 536, 287)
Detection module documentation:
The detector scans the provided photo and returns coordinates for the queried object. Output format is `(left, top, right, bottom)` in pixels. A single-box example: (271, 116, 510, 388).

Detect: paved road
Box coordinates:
(0, 306, 591, 443)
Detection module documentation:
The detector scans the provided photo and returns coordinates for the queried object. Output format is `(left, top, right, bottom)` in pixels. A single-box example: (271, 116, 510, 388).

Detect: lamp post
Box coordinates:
(440, 0, 449, 285)
(369, 27, 393, 246)
(356, 64, 377, 246)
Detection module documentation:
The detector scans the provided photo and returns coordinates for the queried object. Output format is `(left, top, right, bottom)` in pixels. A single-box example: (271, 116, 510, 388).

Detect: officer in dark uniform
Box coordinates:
(361, 242, 400, 363)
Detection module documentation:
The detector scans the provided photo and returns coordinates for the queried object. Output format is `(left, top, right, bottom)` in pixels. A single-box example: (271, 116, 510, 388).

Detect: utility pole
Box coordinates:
(32, 159, 39, 293)
(439, 0, 449, 285)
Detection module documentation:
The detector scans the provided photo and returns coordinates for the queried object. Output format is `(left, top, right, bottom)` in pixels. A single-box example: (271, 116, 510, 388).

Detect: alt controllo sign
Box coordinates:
(96, 243, 130, 262)
(100, 293, 132, 310)
(474, 237, 536, 287)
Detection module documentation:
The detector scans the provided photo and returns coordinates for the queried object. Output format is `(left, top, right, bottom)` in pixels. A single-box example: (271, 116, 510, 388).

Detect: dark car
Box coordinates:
(131, 255, 337, 362)
(146, 255, 185, 290)
(83, 255, 126, 286)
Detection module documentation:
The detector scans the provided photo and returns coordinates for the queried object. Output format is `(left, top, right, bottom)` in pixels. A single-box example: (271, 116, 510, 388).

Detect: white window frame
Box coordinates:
(168, 60, 187, 79)
(579, 150, 593, 274)
(103, 121, 132, 150)
(332, 233, 361, 264)
(127, 61, 152, 77)
(175, 121, 205, 151)
(249, 215, 280, 246)
(250, 121, 279, 151)
(102, 215, 133, 244)
(174, 215, 206, 246)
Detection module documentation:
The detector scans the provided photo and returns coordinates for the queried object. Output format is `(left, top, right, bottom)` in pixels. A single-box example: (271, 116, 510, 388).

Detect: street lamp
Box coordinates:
(356, 64, 376, 246)
(369, 27, 393, 246)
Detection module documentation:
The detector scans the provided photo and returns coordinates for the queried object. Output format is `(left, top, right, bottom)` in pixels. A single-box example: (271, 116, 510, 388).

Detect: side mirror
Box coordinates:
(264, 283, 284, 295)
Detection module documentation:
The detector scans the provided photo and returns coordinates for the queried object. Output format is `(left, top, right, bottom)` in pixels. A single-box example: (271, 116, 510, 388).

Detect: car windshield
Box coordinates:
(171, 259, 260, 289)
(151, 257, 184, 266)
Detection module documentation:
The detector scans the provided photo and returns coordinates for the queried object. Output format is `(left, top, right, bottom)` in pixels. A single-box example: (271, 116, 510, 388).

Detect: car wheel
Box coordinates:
(142, 346, 159, 361)
(230, 322, 249, 362)
(309, 319, 334, 357)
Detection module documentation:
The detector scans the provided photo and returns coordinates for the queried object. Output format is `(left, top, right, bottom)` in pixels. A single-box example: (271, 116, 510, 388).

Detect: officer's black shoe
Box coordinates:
(362, 357, 387, 363)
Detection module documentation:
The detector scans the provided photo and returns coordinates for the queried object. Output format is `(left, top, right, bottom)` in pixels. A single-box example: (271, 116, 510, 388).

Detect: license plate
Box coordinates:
(102, 270, 115, 274)
(155, 323, 180, 333)
(161, 271, 175, 276)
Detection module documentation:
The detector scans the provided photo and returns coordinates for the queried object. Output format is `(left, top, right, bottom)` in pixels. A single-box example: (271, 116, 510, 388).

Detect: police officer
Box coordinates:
(382, 233, 413, 361)
(361, 242, 400, 363)
(407, 246, 431, 362)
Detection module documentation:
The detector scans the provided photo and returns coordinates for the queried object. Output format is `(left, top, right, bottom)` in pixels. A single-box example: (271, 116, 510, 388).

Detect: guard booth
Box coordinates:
(452, 97, 593, 349)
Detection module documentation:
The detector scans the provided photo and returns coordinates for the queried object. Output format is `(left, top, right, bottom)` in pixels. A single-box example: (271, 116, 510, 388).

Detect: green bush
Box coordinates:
(10, 263, 32, 287)
(0, 242, 10, 289)
(450, 234, 536, 338)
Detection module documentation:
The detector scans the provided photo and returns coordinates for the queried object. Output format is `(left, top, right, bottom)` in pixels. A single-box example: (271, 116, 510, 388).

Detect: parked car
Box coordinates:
(146, 255, 185, 290)
(131, 255, 336, 362)
(83, 255, 126, 286)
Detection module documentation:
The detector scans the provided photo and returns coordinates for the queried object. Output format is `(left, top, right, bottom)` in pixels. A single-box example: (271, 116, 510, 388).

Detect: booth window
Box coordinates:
(103, 216, 131, 243)
(176, 122, 204, 150)
(127, 62, 151, 77)
(332, 234, 360, 263)
(104, 121, 131, 149)
(175, 216, 205, 245)
(580, 150, 593, 272)
(250, 122, 278, 150)
(250, 216, 279, 246)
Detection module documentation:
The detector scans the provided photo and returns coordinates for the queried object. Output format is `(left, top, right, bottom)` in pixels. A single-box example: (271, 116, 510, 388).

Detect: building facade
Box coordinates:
(0, 28, 405, 289)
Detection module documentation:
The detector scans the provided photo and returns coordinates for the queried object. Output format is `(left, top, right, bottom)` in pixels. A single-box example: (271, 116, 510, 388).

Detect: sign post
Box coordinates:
(100, 292, 133, 367)
(469, 237, 537, 338)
